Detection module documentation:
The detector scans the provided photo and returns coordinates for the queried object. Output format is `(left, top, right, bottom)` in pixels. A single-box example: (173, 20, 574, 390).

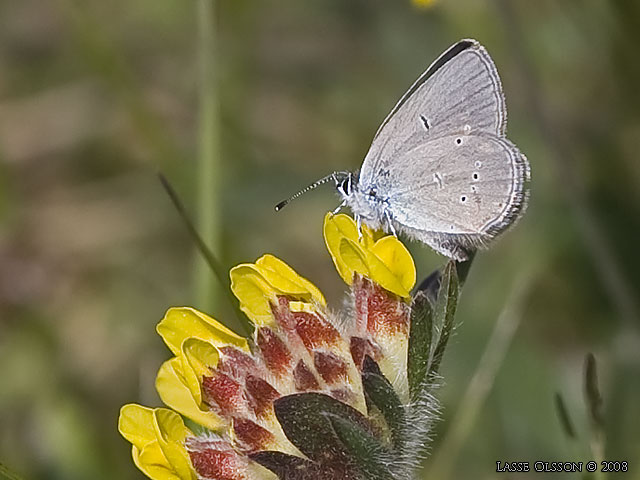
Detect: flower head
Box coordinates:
(119, 213, 458, 480)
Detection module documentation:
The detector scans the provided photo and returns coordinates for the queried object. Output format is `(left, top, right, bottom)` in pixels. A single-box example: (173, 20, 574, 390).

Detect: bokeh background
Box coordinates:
(1, 0, 639, 479)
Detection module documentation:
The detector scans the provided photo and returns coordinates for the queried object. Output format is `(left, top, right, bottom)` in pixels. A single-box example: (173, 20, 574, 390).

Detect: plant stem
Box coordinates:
(159, 174, 252, 336)
(195, 0, 221, 315)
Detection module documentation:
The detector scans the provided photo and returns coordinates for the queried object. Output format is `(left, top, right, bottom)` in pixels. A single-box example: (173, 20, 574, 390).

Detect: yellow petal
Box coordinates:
(324, 213, 360, 283)
(230, 264, 279, 325)
(119, 404, 157, 451)
(156, 358, 224, 431)
(324, 213, 416, 297)
(122, 407, 194, 480)
(362, 248, 412, 298)
(133, 443, 182, 480)
(154, 408, 190, 443)
(157, 307, 248, 356)
(175, 337, 220, 406)
(370, 236, 416, 294)
(256, 254, 326, 306)
(339, 238, 370, 281)
(182, 337, 219, 380)
(360, 222, 385, 248)
(288, 301, 318, 314)
(153, 409, 195, 480)
(231, 256, 325, 326)
(177, 338, 220, 417)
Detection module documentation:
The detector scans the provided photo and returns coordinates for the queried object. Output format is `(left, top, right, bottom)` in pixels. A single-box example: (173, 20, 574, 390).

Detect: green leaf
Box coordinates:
(553, 392, 577, 440)
(428, 261, 459, 378)
(327, 414, 395, 480)
(407, 291, 433, 401)
(361, 356, 407, 451)
(273, 393, 374, 464)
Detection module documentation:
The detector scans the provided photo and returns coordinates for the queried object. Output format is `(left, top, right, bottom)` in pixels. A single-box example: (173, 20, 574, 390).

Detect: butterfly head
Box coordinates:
(335, 172, 388, 231)
(335, 171, 355, 200)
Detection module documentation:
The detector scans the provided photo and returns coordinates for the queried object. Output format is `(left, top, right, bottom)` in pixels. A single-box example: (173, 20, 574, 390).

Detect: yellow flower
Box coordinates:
(155, 339, 225, 431)
(119, 213, 421, 480)
(412, 0, 437, 9)
(118, 405, 195, 480)
(154, 308, 252, 431)
(323, 213, 416, 298)
(323, 213, 415, 397)
(230, 254, 326, 326)
(156, 307, 249, 356)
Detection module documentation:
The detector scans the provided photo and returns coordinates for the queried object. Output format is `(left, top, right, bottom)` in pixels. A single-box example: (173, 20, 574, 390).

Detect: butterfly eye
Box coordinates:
(337, 177, 352, 197)
(368, 188, 377, 197)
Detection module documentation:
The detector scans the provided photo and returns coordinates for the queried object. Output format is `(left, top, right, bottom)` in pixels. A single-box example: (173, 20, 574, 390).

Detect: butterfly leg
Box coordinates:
(384, 209, 397, 237)
(332, 200, 346, 215)
(356, 215, 363, 240)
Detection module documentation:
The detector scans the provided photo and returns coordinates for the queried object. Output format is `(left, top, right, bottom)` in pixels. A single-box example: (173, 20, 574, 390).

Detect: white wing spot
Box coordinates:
(475, 160, 482, 168)
(464, 124, 471, 134)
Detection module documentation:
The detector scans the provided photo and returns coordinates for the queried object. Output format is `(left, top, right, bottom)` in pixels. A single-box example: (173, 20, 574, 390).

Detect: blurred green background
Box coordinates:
(1, 0, 639, 479)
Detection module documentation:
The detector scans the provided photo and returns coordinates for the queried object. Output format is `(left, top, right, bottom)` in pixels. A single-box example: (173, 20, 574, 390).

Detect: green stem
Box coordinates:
(195, 0, 221, 315)
(158, 174, 251, 336)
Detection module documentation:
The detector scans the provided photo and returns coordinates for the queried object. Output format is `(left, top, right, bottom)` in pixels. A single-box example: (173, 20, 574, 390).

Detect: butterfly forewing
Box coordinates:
(359, 39, 507, 189)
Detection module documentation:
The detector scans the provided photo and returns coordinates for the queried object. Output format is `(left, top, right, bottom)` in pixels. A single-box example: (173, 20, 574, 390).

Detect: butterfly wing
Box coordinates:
(379, 133, 529, 243)
(359, 39, 507, 187)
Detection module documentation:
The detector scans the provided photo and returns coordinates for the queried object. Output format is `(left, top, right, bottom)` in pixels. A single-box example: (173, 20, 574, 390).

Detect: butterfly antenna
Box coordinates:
(275, 172, 345, 211)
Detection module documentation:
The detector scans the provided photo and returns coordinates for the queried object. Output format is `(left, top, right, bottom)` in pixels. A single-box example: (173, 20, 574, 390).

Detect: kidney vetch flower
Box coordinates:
(118, 213, 461, 480)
